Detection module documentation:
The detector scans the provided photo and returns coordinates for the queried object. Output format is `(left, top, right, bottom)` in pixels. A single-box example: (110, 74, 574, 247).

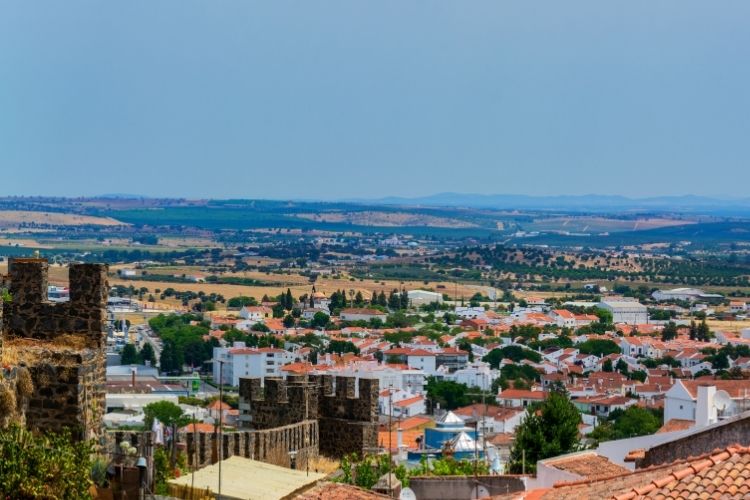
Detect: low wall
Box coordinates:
(639, 413, 750, 468)
(109, 419, 319, 471)
(408, 475, 527, 500)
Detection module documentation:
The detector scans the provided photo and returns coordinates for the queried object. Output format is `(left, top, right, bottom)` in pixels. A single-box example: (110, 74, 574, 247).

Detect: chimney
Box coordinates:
(695, 384, 717, 427)
(397, 427, 403, 449)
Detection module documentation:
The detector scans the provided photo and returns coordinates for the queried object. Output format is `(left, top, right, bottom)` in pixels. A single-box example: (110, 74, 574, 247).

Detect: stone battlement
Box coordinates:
(0, 258, 108, 442)
(3, 258, 108, 349)
(239, 374, 378, 457)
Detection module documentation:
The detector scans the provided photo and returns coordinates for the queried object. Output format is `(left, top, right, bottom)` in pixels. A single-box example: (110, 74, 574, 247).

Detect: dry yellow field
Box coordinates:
(108, 274, 486, 306)
(0, 210, 124, 226)
(707, 319, 750, 334)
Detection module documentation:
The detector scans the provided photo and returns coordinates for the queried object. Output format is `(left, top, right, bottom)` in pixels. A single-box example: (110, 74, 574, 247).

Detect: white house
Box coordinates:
(729, 301, 748, 313)
(444, 361, 498, 391)
(239, 306, 272, 323)
(496, 388, 546, 408)
(663, 379, 750, 426)
(212, 342, 295, 386)
(550, 309, 577, 328)
(454, 306, 487, 320)
(453, 404, 526, 434)
(379, 388, 426, 418)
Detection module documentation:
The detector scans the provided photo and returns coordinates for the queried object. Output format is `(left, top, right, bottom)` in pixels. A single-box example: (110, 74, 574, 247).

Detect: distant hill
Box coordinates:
(362, 193, 750, 214)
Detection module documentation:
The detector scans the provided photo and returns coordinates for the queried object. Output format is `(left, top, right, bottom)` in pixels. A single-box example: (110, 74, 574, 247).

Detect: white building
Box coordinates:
(47, 285, 70, 303)
(379, 388, 426, 418)
(212, 342, 295, 387)
(323, 360, 426, 395)
(598, 299, 648, 325)
(443, 361, 498, 391)
(407, 290, 443, 306)
(454, 306, 487, 320)
(340, 308, 388, 322)
(239, 306, 273, 323)
(652, 288, 724, 303)
(663, 379, 750, 426)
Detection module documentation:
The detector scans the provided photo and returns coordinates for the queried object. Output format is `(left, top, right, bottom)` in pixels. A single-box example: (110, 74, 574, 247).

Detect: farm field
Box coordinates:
(0, 210, 124, 227)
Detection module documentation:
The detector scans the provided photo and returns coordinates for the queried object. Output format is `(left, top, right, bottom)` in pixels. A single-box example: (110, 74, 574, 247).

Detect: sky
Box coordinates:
(1, 2, 749, 200)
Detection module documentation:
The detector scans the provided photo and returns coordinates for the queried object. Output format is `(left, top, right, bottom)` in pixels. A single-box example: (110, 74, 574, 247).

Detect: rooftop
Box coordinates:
(544, 451, 632, 481)
(168, 455, 325, 500)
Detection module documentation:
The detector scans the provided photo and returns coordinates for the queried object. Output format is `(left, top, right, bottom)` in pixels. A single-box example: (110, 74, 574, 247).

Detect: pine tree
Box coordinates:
(689, 320, 697, 341)
(508, 388, 581, 473)
(661, 321, 678, 342)
(355, 291, 364, 307)
(400, 290, 409, 309)
(698, 319, 711, 342)
(388, 290, 401, 310)
(120, 343, 138, 365)
(378, 291, 387, 307)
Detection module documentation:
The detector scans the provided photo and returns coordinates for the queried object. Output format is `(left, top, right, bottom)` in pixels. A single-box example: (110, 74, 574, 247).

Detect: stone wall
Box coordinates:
(111, 420, 319, 471)
(638, 412, 750, 468)
(0, 258, 108, 442)
(238, 376, 318, 428)
(24, 348, 106, 442)
(408, 475, 527, 500)
(315, 375, 379, 457)
(239, 374, 379, 458)
(3, 258, 108, 348)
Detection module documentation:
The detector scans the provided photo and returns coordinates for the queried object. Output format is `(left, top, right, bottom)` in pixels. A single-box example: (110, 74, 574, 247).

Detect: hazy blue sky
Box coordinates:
(1, 2, 749, 199)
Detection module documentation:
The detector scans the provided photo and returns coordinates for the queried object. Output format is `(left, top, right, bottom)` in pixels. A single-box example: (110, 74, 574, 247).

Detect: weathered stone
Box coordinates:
(0, 258, 107, 443)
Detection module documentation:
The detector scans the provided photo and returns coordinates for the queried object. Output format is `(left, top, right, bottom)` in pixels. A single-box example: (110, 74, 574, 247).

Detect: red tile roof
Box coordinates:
(294, 482, 388, 499)
(497, 389, 546, 400)
(656, 419, 694, 434)
(545, 452, 632, 481)
(393, 395, 424, 408)
(504, 445, 750, 500)
(206, 400, 231, 411)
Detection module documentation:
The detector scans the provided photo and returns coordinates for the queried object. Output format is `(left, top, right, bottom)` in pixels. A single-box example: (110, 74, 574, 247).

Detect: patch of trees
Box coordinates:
(589, 406, 662, 443)
(507, 388, 581, 473)
(577, 339, 620, 356)
(483, 346, 542, 369)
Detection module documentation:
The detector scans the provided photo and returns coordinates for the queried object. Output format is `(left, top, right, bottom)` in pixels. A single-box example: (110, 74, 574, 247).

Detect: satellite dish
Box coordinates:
(714, 390, 733, 412)
(470, 485, 490, 499)
(400, 487, 417, 500)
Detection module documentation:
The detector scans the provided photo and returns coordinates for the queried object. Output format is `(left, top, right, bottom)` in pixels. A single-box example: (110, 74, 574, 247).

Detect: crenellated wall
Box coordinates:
(0, 258, 108, 442)
(3, 258, 108, 348)
(238, 374, 378, 457)
(110, 420, 319, 471)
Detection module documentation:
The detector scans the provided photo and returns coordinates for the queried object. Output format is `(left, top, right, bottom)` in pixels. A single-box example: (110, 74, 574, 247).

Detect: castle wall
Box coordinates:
(3, 259, 108, 349)
(111, 420, 319, 471)
(25, 349, 106, 442)
(239, 374, 379, 458)
(0, 258, 108, 442)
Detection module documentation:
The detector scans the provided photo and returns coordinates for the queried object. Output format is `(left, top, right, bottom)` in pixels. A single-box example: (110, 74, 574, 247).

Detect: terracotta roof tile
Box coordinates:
(546, 452, 632, 481)
(294, 482, 387, 499)
(508, 445, 750, 500)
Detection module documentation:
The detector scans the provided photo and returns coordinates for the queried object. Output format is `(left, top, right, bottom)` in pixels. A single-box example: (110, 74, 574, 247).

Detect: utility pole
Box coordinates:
(466, 390, 488, 499)
(388, 384, 393, 497)
(218, 360, 224, 500)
